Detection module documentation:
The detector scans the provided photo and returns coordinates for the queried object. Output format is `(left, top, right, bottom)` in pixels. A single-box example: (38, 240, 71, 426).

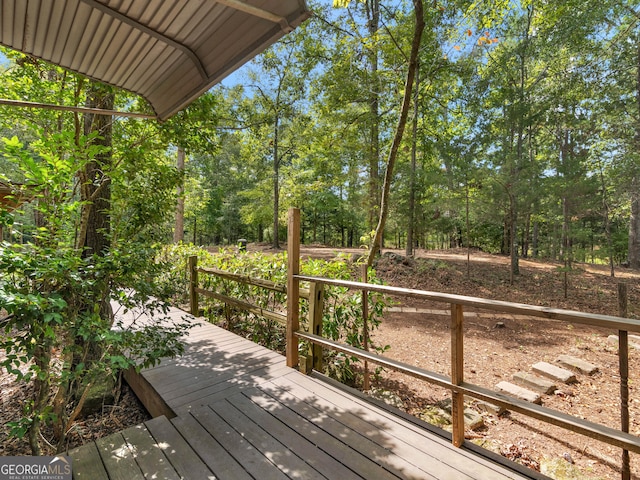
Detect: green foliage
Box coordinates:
(159, 243, 389, 386)
(0, 239, 190, 452)
(0, 115, 189, 454)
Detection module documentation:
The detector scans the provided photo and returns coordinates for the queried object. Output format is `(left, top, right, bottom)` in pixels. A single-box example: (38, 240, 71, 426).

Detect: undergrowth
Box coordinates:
(158, 243, 390, 386)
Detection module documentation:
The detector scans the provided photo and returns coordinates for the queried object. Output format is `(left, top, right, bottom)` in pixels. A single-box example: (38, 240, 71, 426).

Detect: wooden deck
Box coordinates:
(68, 305, 545, 480)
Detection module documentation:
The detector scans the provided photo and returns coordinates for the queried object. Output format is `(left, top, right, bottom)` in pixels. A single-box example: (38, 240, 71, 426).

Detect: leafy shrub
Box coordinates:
(160, 244, 389, 386)
(0, 134, 190, 455)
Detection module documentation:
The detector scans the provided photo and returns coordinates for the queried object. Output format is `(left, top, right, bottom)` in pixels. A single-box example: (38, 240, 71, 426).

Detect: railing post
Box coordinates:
(189, 255, 198, 316)
(362, 264, 370, 391)
(618, 283, 630, 480)
(451, 303, 465, 447)
(286, 208, 301, 369)
(304, 281, 324, 374)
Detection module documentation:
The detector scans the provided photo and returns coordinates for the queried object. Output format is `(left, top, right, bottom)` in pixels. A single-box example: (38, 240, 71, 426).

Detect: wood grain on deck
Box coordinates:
(70, 304, 543, 480)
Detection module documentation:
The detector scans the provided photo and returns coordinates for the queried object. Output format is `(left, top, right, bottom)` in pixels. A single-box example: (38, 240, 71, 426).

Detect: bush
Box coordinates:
(0, 241, 191, 454)
(0, 134, 190, 455)
(160, 244, 389, 386)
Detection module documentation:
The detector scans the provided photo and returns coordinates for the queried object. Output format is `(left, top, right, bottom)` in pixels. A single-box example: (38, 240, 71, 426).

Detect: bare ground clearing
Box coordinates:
(368, 248, 640, 479)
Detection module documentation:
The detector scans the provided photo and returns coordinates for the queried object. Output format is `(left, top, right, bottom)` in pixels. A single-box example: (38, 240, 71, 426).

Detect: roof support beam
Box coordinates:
(78, 0, 209, 80)
(0, 98, 156, 119)
(215, 0, 293, 32)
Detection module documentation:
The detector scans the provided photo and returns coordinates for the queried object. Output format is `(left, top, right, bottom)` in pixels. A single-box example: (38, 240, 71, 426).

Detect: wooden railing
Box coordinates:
(189, 208, 640, 478)
(188, 254, 320, 371)
(286, 207, 640, 478)
(189, 258, 293, 325)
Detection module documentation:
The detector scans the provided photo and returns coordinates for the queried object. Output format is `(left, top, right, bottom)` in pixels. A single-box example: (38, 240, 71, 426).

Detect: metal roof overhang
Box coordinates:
(0, 0, 311, 121)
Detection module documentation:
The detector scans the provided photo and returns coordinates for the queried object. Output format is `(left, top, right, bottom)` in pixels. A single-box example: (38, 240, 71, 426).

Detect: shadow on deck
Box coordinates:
(68, 305, 547, 480)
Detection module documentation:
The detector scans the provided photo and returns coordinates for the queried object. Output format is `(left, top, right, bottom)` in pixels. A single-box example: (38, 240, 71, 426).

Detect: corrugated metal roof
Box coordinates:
(0, 0, 311, 120)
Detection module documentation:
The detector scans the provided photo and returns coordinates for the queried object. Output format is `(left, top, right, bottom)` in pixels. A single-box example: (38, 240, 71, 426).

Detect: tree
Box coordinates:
(173, 146, 186, 243)
(237, 19, 321, 248)
(367, 0, 425, 265)
(0, 53, 188, 455)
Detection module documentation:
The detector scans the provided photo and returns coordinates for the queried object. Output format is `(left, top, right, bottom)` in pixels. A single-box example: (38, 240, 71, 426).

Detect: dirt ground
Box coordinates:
(0, 374, 149, 456)
(366, 248, 640, 480)
(2, 245, 640, 480)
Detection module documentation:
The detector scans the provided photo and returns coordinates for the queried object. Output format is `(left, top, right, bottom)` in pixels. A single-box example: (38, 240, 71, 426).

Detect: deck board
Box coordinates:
(265, 374, 515, 479)
(239, 386, 413, 480)
(185, 403, 292, 480)
(120, 423, 181, 480)
(69, 441, 109, 480)
(252, 383, 442, 479)
(71, 303, 544, 480)
(144, 416, 216, 479)
(94, 431, 145, 480)
(171, 412, 254, 479)
(223, 387, 366, 480)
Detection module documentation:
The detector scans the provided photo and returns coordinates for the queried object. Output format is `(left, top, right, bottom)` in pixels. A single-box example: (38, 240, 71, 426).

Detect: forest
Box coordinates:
(1, 0, 639, 276)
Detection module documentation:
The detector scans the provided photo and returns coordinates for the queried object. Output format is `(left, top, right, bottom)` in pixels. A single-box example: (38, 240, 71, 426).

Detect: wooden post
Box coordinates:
(362, 264, 370, 391)
(305, 281, 324, 374)
(618, 283, 630, 480)
(189, 255, 198, 316)
(286, 208, 301, 369)
(451, 303, 465, 447)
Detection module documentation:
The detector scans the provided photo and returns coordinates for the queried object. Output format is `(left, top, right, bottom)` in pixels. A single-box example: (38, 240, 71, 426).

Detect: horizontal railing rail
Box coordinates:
(295, 321, 640, 454)
(196, 287, 286, 325)
(198, 267, 287, 294)
(188, 258, 307, 327)
(295, 274, 640, 332)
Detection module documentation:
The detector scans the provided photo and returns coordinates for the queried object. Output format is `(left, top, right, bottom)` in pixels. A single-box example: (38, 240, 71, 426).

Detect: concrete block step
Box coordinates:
(608, 335, 640, 350)
(556, 355, 598, 375)
(512, 371, 556, 394)
(496, 381, 542, 404)
(472, 399, 507, 416)
(532, 362, 577, 384)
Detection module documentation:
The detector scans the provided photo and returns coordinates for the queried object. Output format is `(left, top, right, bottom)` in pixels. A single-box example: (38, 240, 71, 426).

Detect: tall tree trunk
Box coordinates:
(599, 165, 615, 276)
(367, 0, 425, 266)
(630, 180, 640, 268)
(79, 82, 113, 330)
(562, 196, 572, 267)
(366, 0, 381, 232)
(522, 212, 530, 258)
(502, 216, 509, 255)
(466, 182, 470, 275)
(173, 146, 186, 243)
(406, 64, 419, 257)
(560, 128, 573, 269)
(562, 198, 570, 298)
(509, 191, 519, 283)
(273, 114, 281, 249)
(80, 82, 113, 257)
(630, 38, 640, 268)
(62, 82, 115, 452)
